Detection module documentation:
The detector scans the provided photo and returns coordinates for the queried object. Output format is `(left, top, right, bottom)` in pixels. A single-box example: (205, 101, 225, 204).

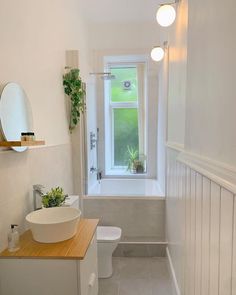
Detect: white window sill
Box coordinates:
(105, 168, 147, 177)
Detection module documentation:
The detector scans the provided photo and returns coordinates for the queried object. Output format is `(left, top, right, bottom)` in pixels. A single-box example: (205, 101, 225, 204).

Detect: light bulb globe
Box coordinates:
(151, 46, 165, 62)
(156, 5, 176, 27)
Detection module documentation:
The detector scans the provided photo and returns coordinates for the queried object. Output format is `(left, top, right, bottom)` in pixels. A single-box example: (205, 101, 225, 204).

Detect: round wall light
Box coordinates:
(156, 4, 176, 27)
(151, 46, 165, 62)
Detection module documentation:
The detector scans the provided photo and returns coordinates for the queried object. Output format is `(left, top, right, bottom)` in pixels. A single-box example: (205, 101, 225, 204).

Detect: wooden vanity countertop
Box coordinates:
(0, 219, 99, 260)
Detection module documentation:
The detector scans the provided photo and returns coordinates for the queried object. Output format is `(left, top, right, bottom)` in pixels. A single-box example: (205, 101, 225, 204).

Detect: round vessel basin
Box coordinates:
(26, 207, 81, 243)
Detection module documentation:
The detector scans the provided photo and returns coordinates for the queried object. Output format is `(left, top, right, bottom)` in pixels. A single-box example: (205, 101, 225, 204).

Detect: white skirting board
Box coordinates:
(166, 247, 181, 295)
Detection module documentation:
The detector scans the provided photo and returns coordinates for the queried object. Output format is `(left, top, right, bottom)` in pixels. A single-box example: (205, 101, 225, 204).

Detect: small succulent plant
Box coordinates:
(42, 187, 67, 208)
(126, 146, 146, 173)
(127, 146, 139, 172)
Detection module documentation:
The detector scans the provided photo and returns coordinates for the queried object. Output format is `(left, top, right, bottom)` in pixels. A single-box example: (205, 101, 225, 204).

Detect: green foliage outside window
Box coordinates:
(110, 67, 139, 166)
(111, 67, 138, 102)
(114, 108, 139, 166)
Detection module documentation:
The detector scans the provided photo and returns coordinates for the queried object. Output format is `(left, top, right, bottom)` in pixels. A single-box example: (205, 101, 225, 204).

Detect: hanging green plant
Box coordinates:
(63, 68, 86, 132)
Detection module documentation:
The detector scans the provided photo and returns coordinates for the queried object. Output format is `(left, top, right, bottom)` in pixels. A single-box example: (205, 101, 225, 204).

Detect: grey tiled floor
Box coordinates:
(98, 257, 174, 295)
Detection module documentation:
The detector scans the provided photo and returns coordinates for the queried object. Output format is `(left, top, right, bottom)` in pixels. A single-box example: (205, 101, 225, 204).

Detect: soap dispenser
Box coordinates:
(8, 224, 20, 252)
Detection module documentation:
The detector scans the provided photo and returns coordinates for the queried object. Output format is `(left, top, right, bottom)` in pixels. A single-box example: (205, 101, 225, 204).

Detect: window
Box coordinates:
(104, 60, 147, 174)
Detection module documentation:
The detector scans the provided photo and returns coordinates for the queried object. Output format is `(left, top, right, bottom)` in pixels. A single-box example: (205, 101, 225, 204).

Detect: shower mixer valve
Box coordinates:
(90, 132, 97, 150)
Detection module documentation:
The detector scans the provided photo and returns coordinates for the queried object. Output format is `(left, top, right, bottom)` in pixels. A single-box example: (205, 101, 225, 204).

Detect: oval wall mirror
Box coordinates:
(0, 83, 33, 152)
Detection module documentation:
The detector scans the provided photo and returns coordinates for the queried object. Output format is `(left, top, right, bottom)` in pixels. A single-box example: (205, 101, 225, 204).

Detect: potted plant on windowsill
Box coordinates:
(133, 159, 145, 173)
(127, 146, 146, 174)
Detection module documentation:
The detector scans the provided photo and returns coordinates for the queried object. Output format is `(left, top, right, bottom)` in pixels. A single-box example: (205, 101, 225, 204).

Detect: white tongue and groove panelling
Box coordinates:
(166, 145, 236, 295)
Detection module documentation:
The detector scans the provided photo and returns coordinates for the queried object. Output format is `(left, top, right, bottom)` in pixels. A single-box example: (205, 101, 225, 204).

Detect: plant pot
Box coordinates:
(135, 164, 144, 173)
(129, 160, 145, 174)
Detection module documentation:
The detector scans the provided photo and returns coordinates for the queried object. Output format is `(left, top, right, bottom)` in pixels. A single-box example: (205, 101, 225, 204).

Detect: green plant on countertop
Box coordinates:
(42, 187, 67, 208)
(63, 68, 86, 132)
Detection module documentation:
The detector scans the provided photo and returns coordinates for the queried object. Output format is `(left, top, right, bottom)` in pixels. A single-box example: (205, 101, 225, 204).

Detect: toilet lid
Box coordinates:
(97, 226, 122, 243)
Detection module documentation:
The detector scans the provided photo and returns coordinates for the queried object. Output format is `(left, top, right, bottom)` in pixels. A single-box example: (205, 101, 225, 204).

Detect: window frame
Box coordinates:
(104, 57, 147, 176)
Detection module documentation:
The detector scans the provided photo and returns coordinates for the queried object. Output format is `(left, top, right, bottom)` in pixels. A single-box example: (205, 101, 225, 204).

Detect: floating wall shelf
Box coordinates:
(0, 140, 45, 147)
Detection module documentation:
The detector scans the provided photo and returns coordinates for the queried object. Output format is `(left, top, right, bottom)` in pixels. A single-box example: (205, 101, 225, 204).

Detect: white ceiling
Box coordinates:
(78, 0, 162, 23)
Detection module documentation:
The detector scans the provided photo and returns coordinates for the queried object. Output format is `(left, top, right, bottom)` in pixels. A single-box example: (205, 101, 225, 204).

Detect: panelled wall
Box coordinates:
(166, 146, 236, 295)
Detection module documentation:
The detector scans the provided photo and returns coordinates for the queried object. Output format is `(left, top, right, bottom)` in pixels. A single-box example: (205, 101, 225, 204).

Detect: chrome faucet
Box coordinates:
(33, 184, 45, 211)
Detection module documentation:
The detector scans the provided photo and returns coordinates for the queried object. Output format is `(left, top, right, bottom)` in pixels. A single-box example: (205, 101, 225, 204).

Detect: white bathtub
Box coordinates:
(87, 179, 164, 198)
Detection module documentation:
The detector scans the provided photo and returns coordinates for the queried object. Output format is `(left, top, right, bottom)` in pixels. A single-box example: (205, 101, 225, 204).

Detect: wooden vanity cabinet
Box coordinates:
(0, 219, 98, 295)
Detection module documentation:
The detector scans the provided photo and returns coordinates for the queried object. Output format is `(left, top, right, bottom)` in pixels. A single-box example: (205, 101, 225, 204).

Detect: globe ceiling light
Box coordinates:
(156, 4, 176, 27)
(151, 46, 165, 62)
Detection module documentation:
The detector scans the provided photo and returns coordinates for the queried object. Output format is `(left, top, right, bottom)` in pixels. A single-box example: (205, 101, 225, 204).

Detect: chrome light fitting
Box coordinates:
(151, 41, 168, 62)
(156, 0, 180, 27)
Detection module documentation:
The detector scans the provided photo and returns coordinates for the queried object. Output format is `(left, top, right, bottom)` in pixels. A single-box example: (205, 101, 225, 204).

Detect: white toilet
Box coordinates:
(97, 226, 122, 278)
(63, 197, 122, 278)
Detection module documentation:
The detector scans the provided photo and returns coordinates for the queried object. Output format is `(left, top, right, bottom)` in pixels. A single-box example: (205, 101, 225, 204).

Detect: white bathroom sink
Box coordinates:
(26, 207, 81, 243)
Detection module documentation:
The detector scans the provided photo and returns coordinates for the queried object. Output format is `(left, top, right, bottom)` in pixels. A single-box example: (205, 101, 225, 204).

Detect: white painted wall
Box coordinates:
(0, 0, 89, 146)
(185, 0, 236, 167)
(88, 22, 161, 51)
(165, 0, 236, 293)
(87, 22, 161, 179)
(0, 0, 89, 251)
(78, 0, 161, 24)
(157, 49, 169, 194)
(166, 0, 188, 146)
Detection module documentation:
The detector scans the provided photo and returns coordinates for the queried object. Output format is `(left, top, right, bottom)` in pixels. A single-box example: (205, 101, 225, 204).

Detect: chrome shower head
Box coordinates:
(89, 72, 116, 80)
(101, 74, 116, 80)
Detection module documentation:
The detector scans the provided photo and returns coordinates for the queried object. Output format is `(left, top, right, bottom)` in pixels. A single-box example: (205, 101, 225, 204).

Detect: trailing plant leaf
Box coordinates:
(63, 68, 86, 132)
